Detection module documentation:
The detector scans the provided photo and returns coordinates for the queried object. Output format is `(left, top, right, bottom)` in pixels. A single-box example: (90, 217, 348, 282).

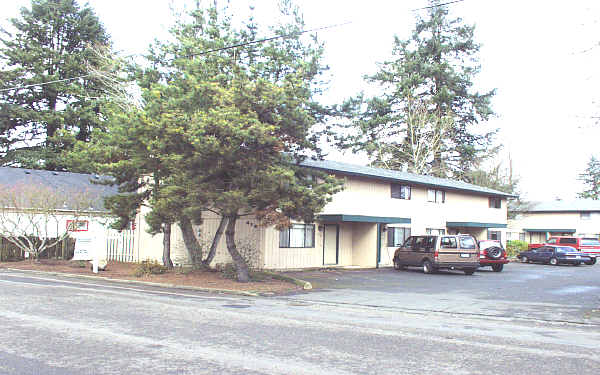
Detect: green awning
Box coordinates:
(446, 221, 507, 228)
(523, 228, 576, 233)
(318, 214, 411, 224)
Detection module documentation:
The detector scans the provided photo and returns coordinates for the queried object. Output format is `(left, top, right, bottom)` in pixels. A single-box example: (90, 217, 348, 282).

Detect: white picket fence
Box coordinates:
(106, 230, 137, 262)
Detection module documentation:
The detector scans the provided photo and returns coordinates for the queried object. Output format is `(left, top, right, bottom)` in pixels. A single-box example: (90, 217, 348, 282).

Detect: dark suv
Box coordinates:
(393, 234, 480, 275)
(478, 240, 508, 272)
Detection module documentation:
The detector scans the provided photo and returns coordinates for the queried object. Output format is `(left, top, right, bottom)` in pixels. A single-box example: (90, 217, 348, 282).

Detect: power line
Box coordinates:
(412, 0, 466, 11)
(0, 74, 92, 93)
(1, 0, 468, 92)
(176, 21, 352, 60)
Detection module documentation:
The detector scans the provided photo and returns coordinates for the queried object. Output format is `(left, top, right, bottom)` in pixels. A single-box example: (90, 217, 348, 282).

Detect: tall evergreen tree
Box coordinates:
(76, 2, 343, 280)
(578, 156, 600, 200)
(340, 0, 495, 180)
(0, 0, 111, 170)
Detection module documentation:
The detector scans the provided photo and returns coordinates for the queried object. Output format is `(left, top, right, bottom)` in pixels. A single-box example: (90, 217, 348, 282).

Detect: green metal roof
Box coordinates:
(300, 159, 515, 198)
(447, 221, 507, 228)
(318, 214, 411, 224)
(523, 228, 576, 233)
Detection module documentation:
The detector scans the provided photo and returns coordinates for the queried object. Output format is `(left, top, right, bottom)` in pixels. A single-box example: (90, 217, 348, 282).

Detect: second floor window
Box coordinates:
(581, 212, 591, 220)
(489, 197, 502, 208)
(391, 184, 411, 200)
(427, 189, 445, 203)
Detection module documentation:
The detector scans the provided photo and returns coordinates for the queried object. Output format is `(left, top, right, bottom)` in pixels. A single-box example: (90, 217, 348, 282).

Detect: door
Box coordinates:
(323, 224, 339, 265)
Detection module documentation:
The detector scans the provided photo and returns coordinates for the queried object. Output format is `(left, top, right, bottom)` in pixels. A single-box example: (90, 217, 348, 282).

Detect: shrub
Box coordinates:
(133, 260, 169, 277)
(506, 240, 528, 257)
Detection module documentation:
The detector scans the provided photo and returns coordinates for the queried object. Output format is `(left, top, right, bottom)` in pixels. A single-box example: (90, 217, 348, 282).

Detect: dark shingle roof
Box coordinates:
(524, 199, 600, 212)
(299, 159, 514, 198)
(0, 167, 117, 212)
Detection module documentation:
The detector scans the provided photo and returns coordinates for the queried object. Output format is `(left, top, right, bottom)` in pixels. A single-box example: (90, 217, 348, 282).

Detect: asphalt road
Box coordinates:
(1, 264, 599, 375)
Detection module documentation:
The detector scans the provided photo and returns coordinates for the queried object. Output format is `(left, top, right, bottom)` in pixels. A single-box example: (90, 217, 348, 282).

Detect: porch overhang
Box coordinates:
(446, 221, 507, 228)
(523, 228, 576, 233)
(318, 214, 411, 224)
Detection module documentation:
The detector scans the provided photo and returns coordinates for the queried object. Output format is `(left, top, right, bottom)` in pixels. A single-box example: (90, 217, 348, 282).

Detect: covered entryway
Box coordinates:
(523, 228, 576, 243)
(318, 214, 411, 268)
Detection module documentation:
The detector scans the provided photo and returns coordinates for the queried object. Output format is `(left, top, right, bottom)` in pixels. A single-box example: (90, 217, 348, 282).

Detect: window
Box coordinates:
(279, 224, 315, 248)
(459, 236, 476, 249)
(66, 220, 88, 232)
(558, 238, 577, 245)
(426, 228, 446, 235)
(489, 197, 501, 209)
(581, 212, 591, 220)
(387, 227, 411, 247)
(441, 236, 457, 248)
(391, 184, 411, 200)
(487, 230, 501, 241)
(427, 189, 445, 203)
(546, 238, 557, 244)
(519, 232, 526, 242)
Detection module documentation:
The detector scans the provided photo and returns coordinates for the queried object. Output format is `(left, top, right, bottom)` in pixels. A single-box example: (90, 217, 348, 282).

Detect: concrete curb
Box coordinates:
(1, 267, 261, 297)
(261, 271, 313, 290)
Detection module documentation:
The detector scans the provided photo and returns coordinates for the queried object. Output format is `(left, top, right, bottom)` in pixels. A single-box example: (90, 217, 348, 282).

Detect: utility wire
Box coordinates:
(0, 74, 93, 92)
(412, 0, 465, 11)
(176, 21, 352, 60)
(1, 0, 467, 92)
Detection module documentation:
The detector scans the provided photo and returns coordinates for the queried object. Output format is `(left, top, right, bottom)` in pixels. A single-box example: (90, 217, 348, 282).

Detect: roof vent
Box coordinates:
(24, 171, 31, 174)
(52, 172, 59, 176)
(94, 174, 100, 179)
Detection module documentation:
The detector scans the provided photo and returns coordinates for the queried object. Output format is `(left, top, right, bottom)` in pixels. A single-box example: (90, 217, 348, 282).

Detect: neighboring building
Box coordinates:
(0, 167, 136, 261)
(138, 159, 513, 270)
(508, 199, 600, 243)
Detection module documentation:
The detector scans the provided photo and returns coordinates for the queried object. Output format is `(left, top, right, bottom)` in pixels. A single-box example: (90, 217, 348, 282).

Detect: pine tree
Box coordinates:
(77, 2, 343, 280)
(340, 0, 495, 179)
(578, 156, 600, 200)
(0, 0, 111, 170)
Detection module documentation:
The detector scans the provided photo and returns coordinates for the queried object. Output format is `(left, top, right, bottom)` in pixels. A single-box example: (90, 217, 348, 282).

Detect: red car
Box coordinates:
(478, 240, 509, 272)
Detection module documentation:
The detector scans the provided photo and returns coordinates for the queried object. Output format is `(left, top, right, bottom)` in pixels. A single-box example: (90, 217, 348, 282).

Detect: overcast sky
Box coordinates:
(2, 0, 599, 202)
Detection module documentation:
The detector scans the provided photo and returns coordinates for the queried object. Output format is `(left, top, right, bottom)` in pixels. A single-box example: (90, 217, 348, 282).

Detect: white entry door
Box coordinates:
(323, 224, 339, 265)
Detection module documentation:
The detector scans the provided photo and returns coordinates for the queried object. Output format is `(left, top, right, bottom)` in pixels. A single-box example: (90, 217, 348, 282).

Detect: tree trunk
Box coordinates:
(180, 217, 202, 266)
(224, 215, 249, 282)
(202, 216, 228, 267)
(162, 223, 173, 269)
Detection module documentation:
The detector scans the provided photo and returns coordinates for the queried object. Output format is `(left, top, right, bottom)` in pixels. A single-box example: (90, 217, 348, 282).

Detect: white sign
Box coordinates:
(72, 236, 94, 261)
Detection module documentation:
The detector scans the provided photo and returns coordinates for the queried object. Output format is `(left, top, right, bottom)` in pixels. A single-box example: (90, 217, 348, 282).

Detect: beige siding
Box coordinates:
(137, 173, 508, 270)
(508, 211, 600, 242)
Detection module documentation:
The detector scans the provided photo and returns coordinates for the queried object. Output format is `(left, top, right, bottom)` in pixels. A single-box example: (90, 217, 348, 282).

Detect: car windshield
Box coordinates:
(581, 239, 600, 246)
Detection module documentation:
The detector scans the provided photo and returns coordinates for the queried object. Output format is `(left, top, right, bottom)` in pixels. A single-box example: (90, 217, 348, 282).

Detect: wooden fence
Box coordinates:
(0, 237, 76, 261)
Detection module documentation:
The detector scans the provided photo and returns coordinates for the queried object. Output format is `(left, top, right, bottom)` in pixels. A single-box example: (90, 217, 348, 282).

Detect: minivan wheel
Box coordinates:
(491, 264, 504, 272)
(464, 268, 475, 275)
(586, 258, 597, 265)
(549, 257, 559, 266)
(422, 260, 434, 274)
(521, 256, 529, 263)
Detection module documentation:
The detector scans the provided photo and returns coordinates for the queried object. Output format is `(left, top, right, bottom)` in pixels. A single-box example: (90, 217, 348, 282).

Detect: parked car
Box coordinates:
(393, 234, 479, 275)
(528, 236, 598, 265)
(478, 240, 509, 272)
(517, 245, 591, 266)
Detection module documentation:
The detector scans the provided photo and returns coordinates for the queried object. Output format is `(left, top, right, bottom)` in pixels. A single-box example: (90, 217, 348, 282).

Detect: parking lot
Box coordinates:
(285, 262, 600, 324)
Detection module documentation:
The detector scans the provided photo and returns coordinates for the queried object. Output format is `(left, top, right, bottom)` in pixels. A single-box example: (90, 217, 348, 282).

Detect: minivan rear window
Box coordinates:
(459, 237, 476, 249)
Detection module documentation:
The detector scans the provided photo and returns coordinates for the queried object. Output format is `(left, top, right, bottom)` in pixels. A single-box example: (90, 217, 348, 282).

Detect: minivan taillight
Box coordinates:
(434, 249, 439, 261)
